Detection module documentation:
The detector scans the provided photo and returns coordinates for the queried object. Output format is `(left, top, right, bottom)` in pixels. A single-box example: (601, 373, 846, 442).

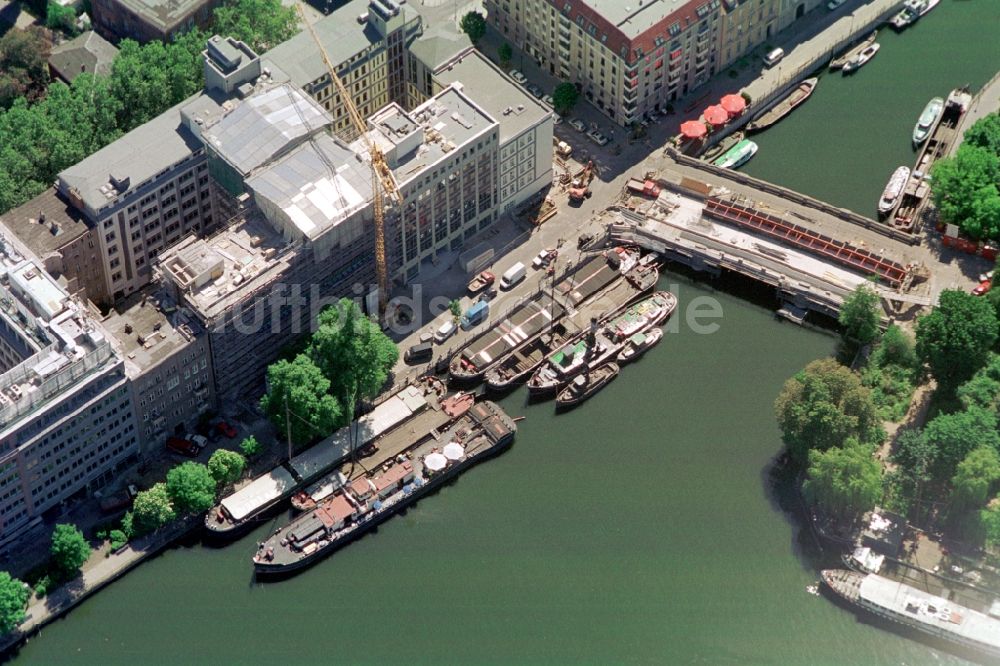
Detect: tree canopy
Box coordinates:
(891, 428, 936, 488)
(922, 406, 1000, 480)
(309, 299, 398, 403)
(239, 435, 263, 459)
(552, 82, 579, 116)
(50, 523, 90, 576)
(981, 499, 1000, 549)
(951, 446, 1000, 511)
(0, 28, 51, 110)
(459, 11, 486, 43)
(498, 43, 512, 68)
(166, 461, 217, 514)
(839, 283, 881, 345)
(213, 0, 298, 54)
(915, 289, 998, 392)
(45, 1, 78, 34)
(131, 483, 176, 534)
(774, 358, 883, 462)
(803, 439, 882, 522)
(964, 113, 1000, 158)
(208, 449, 246, 487)
(957, 353, 1000, 411)
(260, 354, 342, 448)
(930, 143, 1000, 240)
(0, 572, 28, 635)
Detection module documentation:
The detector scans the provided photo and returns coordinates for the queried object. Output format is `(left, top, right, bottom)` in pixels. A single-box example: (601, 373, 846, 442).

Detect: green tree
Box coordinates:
(0, 572, 28, 634)
(981, 498, 1000, 548)
(260, 354, 342, 448)
(0, 27, 51, 109)
(891, 428, 935, 489)
(309, 299, 398, 403)
(166, 461, 216, 514)
(803, 439, 882, 522)
(552, 81, 579, 116)
(49, 523, 90, 576)
(131, 483, 176, 534)
(923, 407, 1000, 480)
(448, 299, 462, 320)
(774, 358, 883, 463)
(839, 283, 881, 345)
(108, 529, 128, 551)
(873, 325, 917, 370)
(45, 1, 77, 34)
(915, 289, 998, 392)
(951, 446, 1000, 511)
(930, 144, 1000, 240)
(957, 353, 1000, 411)
(459, 11, 486, 43)
(208, 449, 246, 487)
(239, 435, 263, 459)
(213, 0, 298, 53)
(963, 112, 1000, 155)
(498, 42, 513, 68)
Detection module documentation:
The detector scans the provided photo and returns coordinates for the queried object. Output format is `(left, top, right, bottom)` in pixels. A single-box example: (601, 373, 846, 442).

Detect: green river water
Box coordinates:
(12, 2, 1000, 663)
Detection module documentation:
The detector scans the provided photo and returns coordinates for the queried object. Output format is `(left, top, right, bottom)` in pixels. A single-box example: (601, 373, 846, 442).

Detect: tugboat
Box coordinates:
(617, 327, 664, 364)
(556, 363, 619, 410)
(528, 291, 676, 398)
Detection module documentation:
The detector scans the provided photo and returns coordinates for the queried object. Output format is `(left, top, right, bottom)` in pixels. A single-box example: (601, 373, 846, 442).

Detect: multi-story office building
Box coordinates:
(91, 0, 221, 43)
(264, 0, 424, 140)
(102, 288, 215, 455)
(486, 0, 818, 126)
(0, 243, 137, 547)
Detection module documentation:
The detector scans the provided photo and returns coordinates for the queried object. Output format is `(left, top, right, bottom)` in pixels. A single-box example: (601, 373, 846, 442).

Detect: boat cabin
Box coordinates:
(373, 460, 415, 498)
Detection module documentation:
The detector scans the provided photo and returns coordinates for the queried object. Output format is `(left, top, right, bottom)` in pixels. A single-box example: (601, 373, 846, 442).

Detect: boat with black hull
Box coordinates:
(204, 382, 442, 541)
(528, 291, 676, 398)
(821, 569, 1000, 660)
(253, 400, 517, 577)
(449, 248, 637, 385)
(290, 392, 475, 512)
(483, 326, 572, 393)
(746, 78, 817, 132)
(556, 363, 619, 410)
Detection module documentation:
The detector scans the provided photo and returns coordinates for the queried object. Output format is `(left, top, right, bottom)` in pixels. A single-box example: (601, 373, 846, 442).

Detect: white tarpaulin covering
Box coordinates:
(443, 442, 464, 461)
(424, 452, 448, 472)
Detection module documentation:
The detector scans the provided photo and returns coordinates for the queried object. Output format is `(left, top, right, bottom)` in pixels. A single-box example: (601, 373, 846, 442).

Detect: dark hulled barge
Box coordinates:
(253, 400, 518, 576)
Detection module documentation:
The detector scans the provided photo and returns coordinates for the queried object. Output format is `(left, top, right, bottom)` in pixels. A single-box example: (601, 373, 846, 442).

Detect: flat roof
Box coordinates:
(114, 0, 215, 32)
(59, 93, 213, 212)
(246, 133, 372, 241)
(0, 188, 92, 255)
(367, 86, 495, 186)
(158, 214, 294, 319)
(204, 83, 332, 176)
(860, 574, 1000, 650)
(288, 384, 427, 480)
(102, 287, 202, 371)
(434, 51, 550, 143)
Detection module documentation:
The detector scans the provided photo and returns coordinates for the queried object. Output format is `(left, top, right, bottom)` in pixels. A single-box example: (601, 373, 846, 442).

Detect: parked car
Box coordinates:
(166, 436, 202, 457)
(508, 69, 527, 84)
(569, 118, 586, 133)
(553, 114, 562, 125)
(526, 84, 543, 98)
(979, 269, 995, 283)
(434, 320, 457, 344)
(404, 342, 433, 364)
(587, 129, 609, 146)
(973, 280, 992, 296)
(541, 94, 554, 107)
(215, 421, 237, 439)
(826, 0, 846, 8)
(531, 248, 558, 270)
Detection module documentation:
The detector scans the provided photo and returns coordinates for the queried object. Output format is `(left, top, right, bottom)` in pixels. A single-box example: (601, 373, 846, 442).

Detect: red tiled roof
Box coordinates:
(373, 460, 414, 492)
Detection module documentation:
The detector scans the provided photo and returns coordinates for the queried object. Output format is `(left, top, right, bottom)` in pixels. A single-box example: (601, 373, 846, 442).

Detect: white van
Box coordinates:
(434, 320, 457, 344)
(763, 48, 784, 68)
(499, 262, 526, 290)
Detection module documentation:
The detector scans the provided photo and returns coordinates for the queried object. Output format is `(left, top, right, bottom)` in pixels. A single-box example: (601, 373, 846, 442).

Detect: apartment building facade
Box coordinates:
(486, 0, 818, 126)
(0, 254, 137, 547)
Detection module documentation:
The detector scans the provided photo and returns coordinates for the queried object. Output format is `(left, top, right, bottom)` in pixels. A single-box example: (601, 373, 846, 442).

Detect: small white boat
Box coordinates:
(878, 166, 910, 215)
(890, 0, 940, 30)
(842, 43, 880, 74)
(617, 327, 663, 364)
(912, 96, 944, 146)
(712, 139, 758, 169)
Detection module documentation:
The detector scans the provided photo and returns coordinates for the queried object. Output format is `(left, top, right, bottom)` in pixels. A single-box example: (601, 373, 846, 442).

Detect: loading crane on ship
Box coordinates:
(295, 3, 402, 319)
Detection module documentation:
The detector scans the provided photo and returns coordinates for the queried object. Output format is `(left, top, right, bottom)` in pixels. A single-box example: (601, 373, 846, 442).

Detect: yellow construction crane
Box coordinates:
(295, 3, 402, 318)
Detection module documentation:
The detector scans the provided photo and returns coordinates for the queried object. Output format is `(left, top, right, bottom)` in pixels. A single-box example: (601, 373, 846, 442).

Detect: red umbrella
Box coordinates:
(720, 94, 747, 115)
(680, 120, 707, 139)
(704, 105, 730, 126)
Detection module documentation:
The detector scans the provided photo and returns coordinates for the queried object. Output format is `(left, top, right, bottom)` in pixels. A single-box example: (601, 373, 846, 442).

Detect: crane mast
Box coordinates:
(295, 4, 402, 318)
